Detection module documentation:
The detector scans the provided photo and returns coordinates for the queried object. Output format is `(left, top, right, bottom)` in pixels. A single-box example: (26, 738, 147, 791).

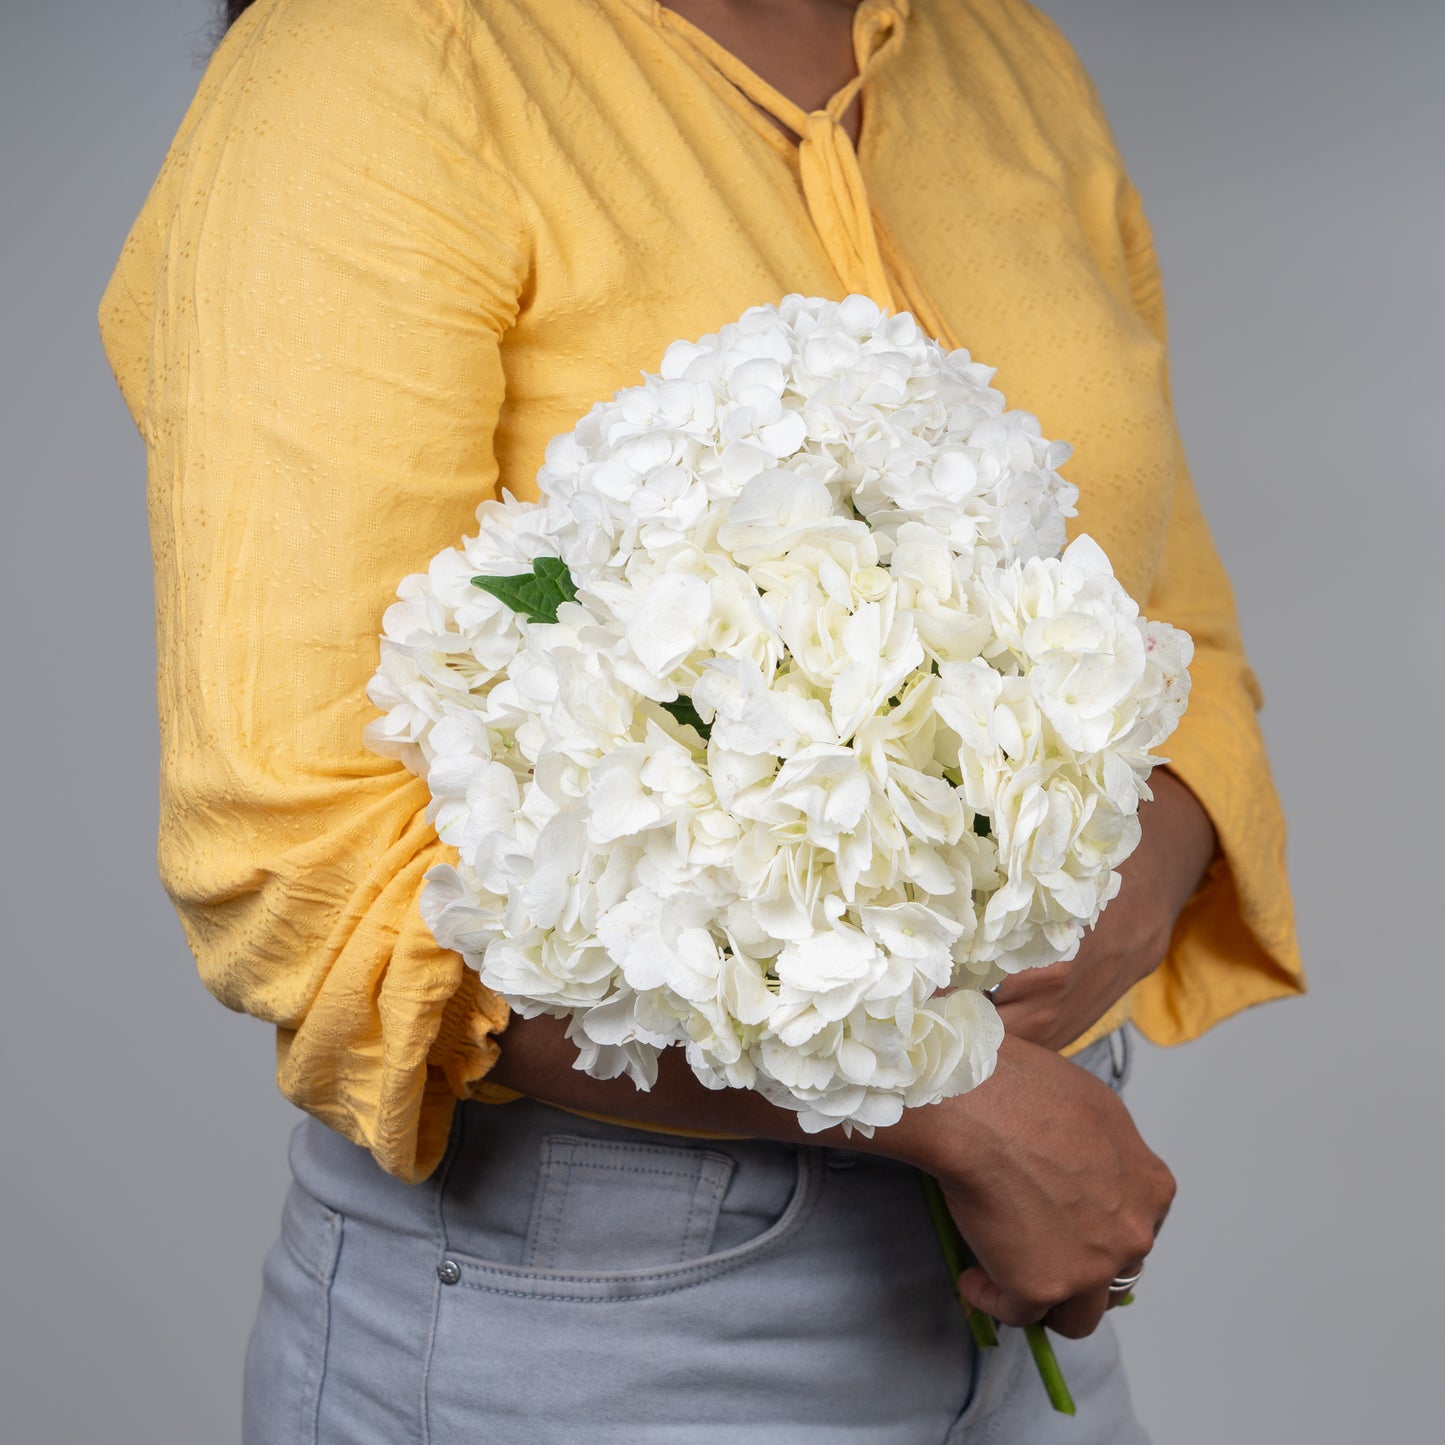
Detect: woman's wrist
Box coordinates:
(858, 1037, 1030, 1183)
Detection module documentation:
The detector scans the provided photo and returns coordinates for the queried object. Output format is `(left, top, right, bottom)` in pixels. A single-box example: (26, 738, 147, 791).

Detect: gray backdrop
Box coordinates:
(3, 2, 1441, 1441)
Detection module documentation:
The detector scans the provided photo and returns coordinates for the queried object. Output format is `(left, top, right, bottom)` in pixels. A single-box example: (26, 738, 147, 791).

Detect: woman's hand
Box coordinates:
(923, 1035, 1177, 1338)
(992, 769, 1218, 1053)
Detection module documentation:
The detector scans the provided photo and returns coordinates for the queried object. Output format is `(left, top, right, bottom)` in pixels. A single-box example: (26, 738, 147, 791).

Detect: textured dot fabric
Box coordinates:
(99, 0, 1303, 1184)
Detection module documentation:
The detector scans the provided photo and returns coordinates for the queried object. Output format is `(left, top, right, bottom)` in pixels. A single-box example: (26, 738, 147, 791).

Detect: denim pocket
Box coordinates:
(422, 1133, 820, 1442)
(242, 1184, 342, 1445)
(521, 1135, 736, 1271)
(441, 1138, 816, 1303)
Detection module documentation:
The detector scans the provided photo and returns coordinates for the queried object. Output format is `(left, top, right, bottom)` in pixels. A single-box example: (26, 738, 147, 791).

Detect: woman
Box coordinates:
(100, 0, 1303, 1439)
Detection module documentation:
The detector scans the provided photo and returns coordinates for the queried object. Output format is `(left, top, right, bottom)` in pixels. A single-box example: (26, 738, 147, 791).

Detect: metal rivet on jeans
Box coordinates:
(436, 1259, 461, 1286)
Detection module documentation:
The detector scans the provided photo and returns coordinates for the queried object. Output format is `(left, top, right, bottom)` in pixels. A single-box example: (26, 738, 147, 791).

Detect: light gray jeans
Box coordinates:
(243, 1030, 1147, 1444)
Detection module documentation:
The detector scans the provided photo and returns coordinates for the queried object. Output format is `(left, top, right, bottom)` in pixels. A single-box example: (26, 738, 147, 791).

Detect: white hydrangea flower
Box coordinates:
(366, 295, 1190, 1134)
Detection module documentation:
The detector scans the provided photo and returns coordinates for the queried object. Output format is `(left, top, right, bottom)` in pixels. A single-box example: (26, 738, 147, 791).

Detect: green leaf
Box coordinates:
(972, 814, 992, 840)
(471, 556, 578, 624)
(659, 695, 712, 740)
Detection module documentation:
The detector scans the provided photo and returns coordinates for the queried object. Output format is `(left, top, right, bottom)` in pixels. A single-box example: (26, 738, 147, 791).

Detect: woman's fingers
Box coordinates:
(956, 1261, 1142, 1335)
(1042, 1288, 1112, 1340)
(955, 1265, 1045, 1329)
(1104, 1258, 1147, 1309)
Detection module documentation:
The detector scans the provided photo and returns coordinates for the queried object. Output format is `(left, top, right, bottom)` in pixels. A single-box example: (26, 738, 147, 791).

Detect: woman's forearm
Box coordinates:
(486, 1008, 960, 1166)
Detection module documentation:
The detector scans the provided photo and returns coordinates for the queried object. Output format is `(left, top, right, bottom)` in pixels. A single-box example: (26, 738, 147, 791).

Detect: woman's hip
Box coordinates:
(243, 1029, 1142, 1445)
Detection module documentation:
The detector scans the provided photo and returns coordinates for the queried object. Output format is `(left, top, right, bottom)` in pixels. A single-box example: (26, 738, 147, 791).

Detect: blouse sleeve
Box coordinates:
(1116, 183, 1306, 1043)
(99, 0, 529, 1182)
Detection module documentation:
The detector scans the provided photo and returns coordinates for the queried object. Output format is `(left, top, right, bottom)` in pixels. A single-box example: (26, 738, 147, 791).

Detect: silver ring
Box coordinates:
(1108, 1268, 1144, 1293)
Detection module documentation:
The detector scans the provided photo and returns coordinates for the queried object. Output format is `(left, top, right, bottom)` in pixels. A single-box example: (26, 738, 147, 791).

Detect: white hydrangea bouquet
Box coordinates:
(365, 294, 1191, 1138)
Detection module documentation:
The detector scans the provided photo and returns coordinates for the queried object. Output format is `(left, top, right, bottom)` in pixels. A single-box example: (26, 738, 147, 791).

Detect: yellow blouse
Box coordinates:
(100, 0, 1303, 1183)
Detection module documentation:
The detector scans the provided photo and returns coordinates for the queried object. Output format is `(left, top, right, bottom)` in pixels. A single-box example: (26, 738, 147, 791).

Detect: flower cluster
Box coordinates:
(366, 295, 1192, 1133)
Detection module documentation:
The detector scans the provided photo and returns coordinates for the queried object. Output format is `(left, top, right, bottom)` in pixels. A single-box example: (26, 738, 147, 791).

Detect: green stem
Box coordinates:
(1024, 1323, 1077, 1416)
(919, 1174, 999, 1350)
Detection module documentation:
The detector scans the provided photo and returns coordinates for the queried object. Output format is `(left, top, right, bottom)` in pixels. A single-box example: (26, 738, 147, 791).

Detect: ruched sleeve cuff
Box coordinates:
(1115, 183, 1305, 1044)
(1131, 660, 1306, 1046)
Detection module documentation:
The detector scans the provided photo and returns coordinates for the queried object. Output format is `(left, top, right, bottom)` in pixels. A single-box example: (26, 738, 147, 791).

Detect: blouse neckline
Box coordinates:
(636, 1, 909, 162)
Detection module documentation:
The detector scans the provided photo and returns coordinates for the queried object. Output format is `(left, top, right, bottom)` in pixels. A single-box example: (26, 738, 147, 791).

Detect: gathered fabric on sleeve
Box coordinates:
(99, 0, 529, 1182)
(1113, 182, 1304, 1042)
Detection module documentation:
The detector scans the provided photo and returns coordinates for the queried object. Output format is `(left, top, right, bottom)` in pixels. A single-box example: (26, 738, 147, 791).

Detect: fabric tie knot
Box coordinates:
(798, 109, 896, 308)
